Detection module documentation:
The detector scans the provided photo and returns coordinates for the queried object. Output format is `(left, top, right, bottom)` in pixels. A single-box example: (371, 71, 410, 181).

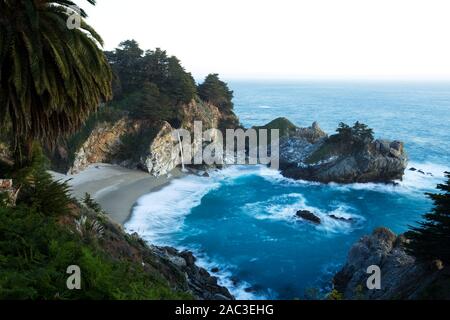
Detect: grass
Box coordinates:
(253, 117, 298, 137)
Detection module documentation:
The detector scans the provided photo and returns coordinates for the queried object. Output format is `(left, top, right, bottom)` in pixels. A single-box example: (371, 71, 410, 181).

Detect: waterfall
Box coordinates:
(177, 131, 188, 172)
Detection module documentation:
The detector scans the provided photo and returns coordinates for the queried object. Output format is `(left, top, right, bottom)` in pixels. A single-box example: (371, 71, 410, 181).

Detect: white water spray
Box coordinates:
(177, 131, 188, 173)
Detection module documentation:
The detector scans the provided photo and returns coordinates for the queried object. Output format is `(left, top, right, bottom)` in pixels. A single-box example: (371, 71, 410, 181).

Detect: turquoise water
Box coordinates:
(126, 81, 450, 299)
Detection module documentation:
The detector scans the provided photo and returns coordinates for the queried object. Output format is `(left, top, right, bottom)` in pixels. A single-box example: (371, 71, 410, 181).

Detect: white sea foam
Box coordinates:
(125, 161, 446, 299)
(125, 165, 276, 245)
(186, 247, 270, 300)
(125, 175, 220, 245)
(159, 242, 270, 300)
(398, 161, 449, 190)
(244, 193, 364, 235)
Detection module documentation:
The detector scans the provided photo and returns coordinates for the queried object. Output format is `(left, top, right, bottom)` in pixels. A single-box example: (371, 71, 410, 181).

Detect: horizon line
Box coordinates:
(194, 76, 450, 83)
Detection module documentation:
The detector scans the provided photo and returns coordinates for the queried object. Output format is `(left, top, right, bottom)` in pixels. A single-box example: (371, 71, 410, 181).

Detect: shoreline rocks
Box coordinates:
(333, 228, 450, 300)
(153, 246, 234, 300)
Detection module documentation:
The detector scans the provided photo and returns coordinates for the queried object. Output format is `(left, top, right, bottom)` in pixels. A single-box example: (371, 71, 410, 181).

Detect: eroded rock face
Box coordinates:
(333, 228, 450, 300)
(142, 121, 179, 176)
(293, 122, 328, 144)
(68, 100, 239, 176)
(151, 246, 234, 300)
(70, 118, 131, 174)
(279, 123, 408, 183)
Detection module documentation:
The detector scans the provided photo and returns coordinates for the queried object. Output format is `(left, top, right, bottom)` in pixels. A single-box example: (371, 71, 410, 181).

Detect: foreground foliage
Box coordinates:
(0, 0, 112, 162)
(0, 148, 191, 299)
(407, 172, 450, 265)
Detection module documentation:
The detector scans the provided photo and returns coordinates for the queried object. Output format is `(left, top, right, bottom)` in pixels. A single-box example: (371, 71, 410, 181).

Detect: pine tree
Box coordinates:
(406, 172, 450, 265)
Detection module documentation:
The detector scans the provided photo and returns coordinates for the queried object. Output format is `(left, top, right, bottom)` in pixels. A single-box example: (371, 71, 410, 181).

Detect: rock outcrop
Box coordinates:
(67, 100, 239, 176)
(153, 246, 234, 300)
(279, 122, 407, 183)
(70, 118, 132, 174)
(333, 228, 450, 300)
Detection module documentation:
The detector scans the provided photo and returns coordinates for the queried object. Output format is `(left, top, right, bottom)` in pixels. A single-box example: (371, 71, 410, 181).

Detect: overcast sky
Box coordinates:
(81, 0, 450, 80)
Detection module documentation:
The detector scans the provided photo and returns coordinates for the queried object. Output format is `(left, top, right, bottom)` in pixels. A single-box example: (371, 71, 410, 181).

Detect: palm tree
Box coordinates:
(0, 0, 112, 165)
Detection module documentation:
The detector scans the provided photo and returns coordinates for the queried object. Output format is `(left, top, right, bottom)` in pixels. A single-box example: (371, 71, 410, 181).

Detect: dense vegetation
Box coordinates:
(0, 0, 112, 164)
(0, 1, 197, 300)
(254, 117, 297, 137)
(332, 122, 374, 145)
(0, 147, 191, 299)
(197, 73, 234, 112)
(102, 41, 234, 124)
(406, 172, 450, 265)
(306, 121, 374, 164)
(106, 40, 196, 104)
(51, 40, 237, 169)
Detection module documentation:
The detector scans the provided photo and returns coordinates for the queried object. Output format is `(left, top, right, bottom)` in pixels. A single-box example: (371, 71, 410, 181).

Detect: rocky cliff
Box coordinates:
(278, 122, 408, 183)
(68, 201, 234, 300)
(63, 100, 239, 175)
(333, 228, 450, 299)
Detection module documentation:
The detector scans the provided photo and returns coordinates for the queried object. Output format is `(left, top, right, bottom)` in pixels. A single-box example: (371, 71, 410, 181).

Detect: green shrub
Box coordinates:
(83, 193, 102, 214)
(327, 289, 344, 300)
(0, 203, 191, 300)
(14, 145, 71, 216)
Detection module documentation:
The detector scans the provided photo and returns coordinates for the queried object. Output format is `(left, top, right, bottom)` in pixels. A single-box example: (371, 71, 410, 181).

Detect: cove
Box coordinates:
(125, 164, 446, 299)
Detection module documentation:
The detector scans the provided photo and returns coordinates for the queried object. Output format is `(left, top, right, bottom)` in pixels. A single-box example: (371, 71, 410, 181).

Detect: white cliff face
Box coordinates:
(142, 121, 180, 176)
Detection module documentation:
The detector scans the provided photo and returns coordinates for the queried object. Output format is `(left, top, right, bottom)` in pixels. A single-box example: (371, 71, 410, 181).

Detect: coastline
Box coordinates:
(50, 164, 186, 225)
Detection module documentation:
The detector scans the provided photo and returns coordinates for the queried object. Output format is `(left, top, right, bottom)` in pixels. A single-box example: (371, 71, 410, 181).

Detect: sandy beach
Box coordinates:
(51, 164, 185, 225)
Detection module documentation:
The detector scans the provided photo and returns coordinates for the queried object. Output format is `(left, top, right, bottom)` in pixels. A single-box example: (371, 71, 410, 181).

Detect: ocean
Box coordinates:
(125, 81, 450, 299)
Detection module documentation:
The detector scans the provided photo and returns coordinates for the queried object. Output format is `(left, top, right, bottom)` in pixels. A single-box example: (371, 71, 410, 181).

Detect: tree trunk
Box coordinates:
(13, 136, 34, 169)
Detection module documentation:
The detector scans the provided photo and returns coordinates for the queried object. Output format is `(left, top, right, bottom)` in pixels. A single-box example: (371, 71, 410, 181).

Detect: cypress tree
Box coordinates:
(406, 172, 450, 265)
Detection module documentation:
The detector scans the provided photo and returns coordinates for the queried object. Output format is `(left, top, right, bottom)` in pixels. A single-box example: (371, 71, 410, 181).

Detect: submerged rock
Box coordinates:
(329, 214, 353, 223)
(296, 210, 321, 224)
